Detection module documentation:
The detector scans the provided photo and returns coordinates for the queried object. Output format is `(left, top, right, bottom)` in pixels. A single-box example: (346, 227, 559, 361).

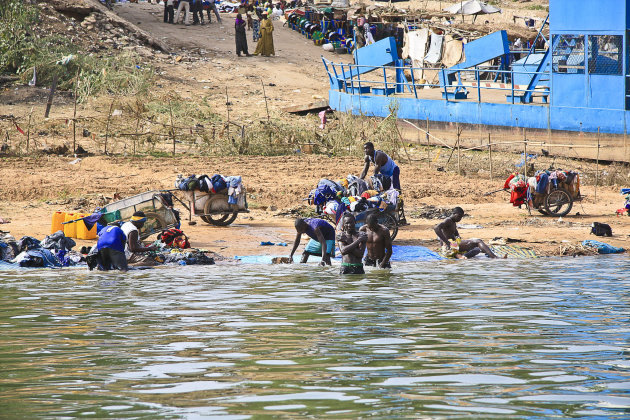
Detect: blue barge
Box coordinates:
(322, 0, 630, 161)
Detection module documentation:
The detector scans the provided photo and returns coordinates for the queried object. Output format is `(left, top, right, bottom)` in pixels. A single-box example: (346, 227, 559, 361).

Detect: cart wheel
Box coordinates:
(545, 189, 573, 217)
(377, 213, 398, 241)
(201, 212, 228, 225)
(201, 211, 238, 226)
(202, 196, 239, 226)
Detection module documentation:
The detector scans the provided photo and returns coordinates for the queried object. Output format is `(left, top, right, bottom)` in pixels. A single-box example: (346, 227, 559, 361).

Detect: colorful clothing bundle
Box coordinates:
(504, 173, 529, 207)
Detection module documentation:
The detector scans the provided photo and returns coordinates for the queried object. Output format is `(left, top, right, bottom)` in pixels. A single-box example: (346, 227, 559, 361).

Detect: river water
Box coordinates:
(1, 256, 629, 418)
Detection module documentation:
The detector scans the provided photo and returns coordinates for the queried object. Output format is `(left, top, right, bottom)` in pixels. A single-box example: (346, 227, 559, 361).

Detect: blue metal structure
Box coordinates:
(322, 0, 630, 161)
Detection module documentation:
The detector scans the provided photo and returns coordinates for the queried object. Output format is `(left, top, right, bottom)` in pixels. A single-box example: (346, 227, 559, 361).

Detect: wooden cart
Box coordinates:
(181, 188, 249, 226)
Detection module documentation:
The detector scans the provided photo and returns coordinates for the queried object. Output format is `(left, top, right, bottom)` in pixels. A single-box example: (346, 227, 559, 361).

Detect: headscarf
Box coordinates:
(235, 13, 244, 26)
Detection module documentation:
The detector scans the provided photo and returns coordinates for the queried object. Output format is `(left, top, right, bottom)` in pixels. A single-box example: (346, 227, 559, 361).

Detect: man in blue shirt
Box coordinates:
(96, 225, 128, 270)
(360, 141, 401, 190)
(289, 217, 335, 266)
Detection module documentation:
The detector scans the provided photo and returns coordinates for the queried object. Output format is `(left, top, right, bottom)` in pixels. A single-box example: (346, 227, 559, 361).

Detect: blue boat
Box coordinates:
(322, 0, 630, 162)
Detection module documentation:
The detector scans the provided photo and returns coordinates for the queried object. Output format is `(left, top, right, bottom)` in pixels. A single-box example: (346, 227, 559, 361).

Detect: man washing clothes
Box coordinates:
(434, 207, 498, 259)
(337, 213, 368, 274)
(359, 213, 392, 268)
(121, 211, 158, 265)
(289, 217, 335, 266)
(360, 142, 401, 190)
(95, 224, 128, 271)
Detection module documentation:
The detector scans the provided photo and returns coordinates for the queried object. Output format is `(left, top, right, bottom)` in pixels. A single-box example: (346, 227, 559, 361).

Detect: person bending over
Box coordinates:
(360, 213, 392, 268)
(95, 224, 128, 271)
(359, 141, 401, 190)
(289, 217, 335, 266)
(337, 213, 368, 274)
(434, 207, 497, 258)
(121, 211, 158, 265)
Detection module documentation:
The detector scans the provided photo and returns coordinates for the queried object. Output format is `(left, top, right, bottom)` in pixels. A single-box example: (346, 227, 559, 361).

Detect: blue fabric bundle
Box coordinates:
(582, 240, 625, 254)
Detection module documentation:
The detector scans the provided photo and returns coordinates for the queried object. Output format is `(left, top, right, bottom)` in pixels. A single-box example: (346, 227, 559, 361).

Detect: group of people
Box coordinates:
(92, 211, 157, 271)
(160, 0, 275, 57)
(93, 142, 497, 273)
(163, 0, 222, 26)
(235, 0, 277, 57)
(288, 142, 498, 274)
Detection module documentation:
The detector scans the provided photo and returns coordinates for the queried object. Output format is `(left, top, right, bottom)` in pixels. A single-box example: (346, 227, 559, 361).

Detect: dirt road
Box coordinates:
(114, 2, 352, 119)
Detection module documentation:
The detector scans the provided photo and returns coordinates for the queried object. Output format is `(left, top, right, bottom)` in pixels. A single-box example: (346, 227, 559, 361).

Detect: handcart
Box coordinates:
(503, 172, 582, 217)
(100, 191, 179, 240)
(353, 206, 400, 241)
(180, 188, 248, 226)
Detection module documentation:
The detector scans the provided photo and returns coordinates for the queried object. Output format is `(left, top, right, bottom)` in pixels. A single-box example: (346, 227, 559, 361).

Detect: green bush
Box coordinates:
(1, 0, 154, 100)
(0, 0, 39, 73)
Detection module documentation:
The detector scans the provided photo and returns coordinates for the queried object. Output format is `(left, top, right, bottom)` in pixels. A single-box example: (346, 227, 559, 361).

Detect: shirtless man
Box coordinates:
(359, 213, 392, 268)
(336, 213, 368, 274)
(359, 142, 401, 190)
(434, 207, 498, 258)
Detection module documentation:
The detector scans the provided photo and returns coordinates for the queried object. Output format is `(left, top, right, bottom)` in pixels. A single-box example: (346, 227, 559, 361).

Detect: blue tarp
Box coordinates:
(235, 246, 444, 264)
(389, 245, 444, 261)
(582, 240, 625, 254)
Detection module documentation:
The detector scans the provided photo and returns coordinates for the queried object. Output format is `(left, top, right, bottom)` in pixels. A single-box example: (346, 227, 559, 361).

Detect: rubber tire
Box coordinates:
(377, 213, 398, 241)
(202, 195, 239, 226)
(545, 189, 573, 217)
(208, 211, 238, 226)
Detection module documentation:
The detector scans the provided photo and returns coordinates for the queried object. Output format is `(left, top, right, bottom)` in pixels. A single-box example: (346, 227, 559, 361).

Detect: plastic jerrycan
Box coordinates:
(63, 213, 77, 238)
(76, 213, 97, 240)
(51, 211, 66, 234)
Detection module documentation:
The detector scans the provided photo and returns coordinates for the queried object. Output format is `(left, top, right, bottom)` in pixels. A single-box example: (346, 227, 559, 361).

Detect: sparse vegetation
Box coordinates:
(1, 0, 154, 100)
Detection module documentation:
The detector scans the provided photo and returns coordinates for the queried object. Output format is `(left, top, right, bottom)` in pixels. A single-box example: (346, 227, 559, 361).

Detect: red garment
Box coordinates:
(510, 181, 528, 207)
(503, 173, 516, 190)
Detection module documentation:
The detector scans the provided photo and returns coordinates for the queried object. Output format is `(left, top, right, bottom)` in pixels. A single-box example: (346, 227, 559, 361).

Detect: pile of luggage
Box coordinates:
(307, 174, 399, 223)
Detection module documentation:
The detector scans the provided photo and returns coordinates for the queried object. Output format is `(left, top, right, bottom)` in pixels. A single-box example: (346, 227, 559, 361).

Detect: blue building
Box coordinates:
(322, 0, 630, 161)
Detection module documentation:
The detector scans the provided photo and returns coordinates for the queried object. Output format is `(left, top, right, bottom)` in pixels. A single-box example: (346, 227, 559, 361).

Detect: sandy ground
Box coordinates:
(1, 1, 628, 261)
(0, 154, 628, 259)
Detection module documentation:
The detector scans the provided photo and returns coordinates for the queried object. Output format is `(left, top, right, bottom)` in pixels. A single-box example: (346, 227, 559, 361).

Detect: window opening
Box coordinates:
(588, 35, 623, 75)
(552, 34, 585, 74)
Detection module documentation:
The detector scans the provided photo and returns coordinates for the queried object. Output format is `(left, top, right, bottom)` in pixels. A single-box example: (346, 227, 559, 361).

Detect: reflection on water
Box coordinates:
(1, 256, 630, 418)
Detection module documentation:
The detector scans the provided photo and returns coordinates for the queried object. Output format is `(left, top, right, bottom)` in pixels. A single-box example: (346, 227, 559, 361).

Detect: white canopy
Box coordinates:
(444, 0, 501, 15)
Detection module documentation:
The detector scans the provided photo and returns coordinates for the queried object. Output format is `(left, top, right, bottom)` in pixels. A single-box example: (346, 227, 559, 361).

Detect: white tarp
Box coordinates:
(444, 0, 501, 15)
(407, 28, 429, 66)
(424, 33, 444, 64)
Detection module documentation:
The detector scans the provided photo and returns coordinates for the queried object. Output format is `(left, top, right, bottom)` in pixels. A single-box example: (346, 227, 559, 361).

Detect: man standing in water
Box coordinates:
(337, 213, 368, 274)
(434, 207, 498, 258)
(290, 217, 335, 266)
(360, 213, 392, 268)
(360, 141, 401, 190)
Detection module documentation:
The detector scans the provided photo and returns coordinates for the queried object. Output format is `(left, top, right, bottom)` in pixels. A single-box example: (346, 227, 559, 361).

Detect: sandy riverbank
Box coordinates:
(0, 155, 628, 260)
